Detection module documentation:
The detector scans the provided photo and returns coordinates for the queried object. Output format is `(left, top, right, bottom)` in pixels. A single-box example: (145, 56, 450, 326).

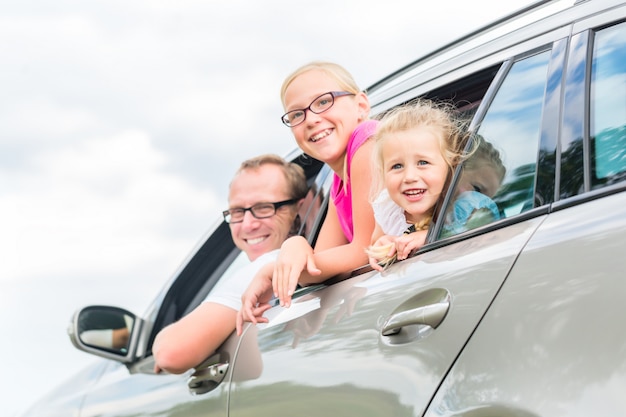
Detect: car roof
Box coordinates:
(365, 0, 597, 112)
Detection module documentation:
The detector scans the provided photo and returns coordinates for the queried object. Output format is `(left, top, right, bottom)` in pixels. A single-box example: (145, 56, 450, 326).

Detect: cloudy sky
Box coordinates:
(1, 1, 535, 415)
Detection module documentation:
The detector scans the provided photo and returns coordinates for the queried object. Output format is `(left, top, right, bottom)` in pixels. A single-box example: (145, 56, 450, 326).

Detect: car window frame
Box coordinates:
(426, 43, 559, 244)
(556, 13, 626, 205)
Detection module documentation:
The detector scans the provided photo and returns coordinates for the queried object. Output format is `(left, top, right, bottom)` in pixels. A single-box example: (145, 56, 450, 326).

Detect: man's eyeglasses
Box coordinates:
(223, 199, 298, 224)
(281, 91, 355, 127)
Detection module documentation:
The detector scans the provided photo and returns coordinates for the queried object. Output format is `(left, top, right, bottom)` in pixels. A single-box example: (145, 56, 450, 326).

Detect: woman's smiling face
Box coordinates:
(283, 69, 365, 173)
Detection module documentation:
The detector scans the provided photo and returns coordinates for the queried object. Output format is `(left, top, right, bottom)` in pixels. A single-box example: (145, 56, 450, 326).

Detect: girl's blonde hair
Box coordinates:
(370, 99, 472, 206)
(280, 61, 362, 108)
(366, 99, 473, 269)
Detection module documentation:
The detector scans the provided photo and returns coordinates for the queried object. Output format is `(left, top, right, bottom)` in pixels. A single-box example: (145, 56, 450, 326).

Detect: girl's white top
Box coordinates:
(371, 189, 412, 236)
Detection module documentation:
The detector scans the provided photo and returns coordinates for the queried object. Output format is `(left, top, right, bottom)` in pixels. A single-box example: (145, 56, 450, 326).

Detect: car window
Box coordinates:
(198, 162, 332, 306)
(591, 21, 626, 188)
(439, 50, 552, 237)
(145, 154, 328, 354)
(299, 160, 333, 246)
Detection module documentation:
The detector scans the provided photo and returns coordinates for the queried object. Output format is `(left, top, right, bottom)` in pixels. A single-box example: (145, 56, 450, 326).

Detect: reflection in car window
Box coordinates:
(440, 50, 551, 237)
(591, 21, 626, 188)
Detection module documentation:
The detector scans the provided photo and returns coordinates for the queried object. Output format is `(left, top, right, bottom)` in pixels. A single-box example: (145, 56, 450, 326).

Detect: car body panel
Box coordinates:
(424, 188, 626, 417)
(19, 361, 109, 417)
(77, 369, 227, 417)
(228, 217, 545, 417)
(77, 347, 232, 417)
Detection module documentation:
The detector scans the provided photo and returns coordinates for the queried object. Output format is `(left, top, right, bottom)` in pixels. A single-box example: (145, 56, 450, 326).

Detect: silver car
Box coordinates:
(21, 0, 626, 416)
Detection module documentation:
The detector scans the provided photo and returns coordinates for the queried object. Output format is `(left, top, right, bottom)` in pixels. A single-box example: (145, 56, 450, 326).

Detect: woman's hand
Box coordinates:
(273, 236, 320, 307)
(236, 263, 275, 335)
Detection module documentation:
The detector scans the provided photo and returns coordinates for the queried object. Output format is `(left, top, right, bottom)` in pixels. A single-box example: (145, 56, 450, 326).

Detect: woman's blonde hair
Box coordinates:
(280, 61, 369, 188)
(280, 61, 362, 108)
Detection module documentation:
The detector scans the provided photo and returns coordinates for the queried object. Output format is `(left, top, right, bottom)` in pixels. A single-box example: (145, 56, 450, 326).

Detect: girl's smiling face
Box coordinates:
(382, 126, 449, 224)
(283, 69, 367, 174)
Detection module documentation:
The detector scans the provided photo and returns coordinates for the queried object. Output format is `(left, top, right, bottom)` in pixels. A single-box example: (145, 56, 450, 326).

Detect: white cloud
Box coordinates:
(0, 129, 217, 284)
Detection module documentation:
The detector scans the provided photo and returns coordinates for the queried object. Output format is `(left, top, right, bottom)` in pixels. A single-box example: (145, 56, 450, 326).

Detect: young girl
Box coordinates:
(366, 100, 472, 271)
(237, 62, 377, 328)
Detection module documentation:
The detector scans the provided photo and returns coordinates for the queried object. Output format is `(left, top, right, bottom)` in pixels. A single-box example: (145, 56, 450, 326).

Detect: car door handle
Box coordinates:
(381, 288, 451, 336)
(187, 361, 229, 395)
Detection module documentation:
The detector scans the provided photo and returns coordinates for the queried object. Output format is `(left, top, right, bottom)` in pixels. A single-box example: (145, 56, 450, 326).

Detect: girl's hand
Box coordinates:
(273, 236, 321, 307)
(365, 235, 397, 271)
(394, 230, 427, 260)
(236, 264, 275, 335)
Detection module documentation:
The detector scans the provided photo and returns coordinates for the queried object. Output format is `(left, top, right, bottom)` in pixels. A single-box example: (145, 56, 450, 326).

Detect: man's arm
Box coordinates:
(153, 302, 237, 374)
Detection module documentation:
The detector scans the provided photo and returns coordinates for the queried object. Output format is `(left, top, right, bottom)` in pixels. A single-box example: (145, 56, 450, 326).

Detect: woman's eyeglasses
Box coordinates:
(281, 91, 355, 127)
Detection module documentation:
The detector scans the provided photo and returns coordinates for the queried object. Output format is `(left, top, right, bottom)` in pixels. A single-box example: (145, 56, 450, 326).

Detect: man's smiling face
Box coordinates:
(227, 164, 297, 261)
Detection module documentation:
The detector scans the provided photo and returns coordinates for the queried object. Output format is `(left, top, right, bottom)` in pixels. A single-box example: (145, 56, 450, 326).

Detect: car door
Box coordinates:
(70, 154, 330, 417)
(226, 20, 565, 417)
(425, 13, 626, 417)
(73, 221, 243, 417)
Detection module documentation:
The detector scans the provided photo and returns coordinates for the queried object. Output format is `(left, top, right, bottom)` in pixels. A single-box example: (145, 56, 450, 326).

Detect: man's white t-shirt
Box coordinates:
(203, 249, 279, 311)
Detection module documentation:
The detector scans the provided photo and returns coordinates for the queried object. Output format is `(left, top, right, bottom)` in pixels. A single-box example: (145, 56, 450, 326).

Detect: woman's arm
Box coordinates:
(303, 138, 376, 279)
(272, 140, 376, 306)
(237, 262, 276, 332)
(369, 222, 385, 246)
(313, 200, 350, 251)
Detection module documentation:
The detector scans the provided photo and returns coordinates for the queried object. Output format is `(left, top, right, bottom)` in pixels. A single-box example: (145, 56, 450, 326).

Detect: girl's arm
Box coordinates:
(394, 229, 428, 260)
(366, 222, 398, 271)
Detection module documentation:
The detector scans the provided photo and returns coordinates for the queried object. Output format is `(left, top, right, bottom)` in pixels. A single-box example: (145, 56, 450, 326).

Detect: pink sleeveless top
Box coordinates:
(331, 119, 378, 242)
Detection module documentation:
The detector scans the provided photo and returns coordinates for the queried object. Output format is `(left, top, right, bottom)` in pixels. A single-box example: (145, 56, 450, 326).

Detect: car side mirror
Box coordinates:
(68, 305, 139, 363)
